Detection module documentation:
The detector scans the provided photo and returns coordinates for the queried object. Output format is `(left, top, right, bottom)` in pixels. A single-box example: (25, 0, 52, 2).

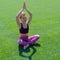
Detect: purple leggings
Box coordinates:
(18, 35, 40, 46)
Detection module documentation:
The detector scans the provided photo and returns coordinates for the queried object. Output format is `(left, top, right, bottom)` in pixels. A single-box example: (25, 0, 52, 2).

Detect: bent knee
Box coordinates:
(34, 34, 40, 38)
(18, 39, 23, 44)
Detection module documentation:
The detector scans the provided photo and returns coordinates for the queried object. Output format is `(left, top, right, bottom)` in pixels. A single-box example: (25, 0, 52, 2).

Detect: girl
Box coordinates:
(16, 1, 40, 49)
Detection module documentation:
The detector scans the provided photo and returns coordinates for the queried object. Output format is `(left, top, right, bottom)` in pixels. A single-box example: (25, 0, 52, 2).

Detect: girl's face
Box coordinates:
(20, 12, 27, 23)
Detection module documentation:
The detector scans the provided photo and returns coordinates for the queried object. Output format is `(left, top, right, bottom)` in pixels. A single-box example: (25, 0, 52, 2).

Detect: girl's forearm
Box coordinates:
(26, 8, 32, 15)
(16, 8, 24, 18)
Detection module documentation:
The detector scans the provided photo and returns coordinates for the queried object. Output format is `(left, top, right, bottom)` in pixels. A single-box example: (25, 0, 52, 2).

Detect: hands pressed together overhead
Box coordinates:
(23, 1, 26, 10)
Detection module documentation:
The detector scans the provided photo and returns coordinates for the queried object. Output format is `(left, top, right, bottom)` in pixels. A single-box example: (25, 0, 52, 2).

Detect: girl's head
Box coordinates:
(20, 12, 27, 23)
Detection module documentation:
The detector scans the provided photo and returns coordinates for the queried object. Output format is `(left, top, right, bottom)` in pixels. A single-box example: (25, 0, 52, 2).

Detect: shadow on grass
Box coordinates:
(18, 43, 41, 60)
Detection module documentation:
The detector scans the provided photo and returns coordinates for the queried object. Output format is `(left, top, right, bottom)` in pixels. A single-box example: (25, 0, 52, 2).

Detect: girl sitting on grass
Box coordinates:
(16, 1, 40, 49)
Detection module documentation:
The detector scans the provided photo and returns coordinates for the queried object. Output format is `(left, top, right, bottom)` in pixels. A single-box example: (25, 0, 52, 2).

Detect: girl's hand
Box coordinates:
(23, 1, 26, 9)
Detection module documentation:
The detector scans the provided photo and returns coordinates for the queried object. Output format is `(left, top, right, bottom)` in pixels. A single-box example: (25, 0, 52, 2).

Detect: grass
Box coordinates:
(0, 0, 60, 60)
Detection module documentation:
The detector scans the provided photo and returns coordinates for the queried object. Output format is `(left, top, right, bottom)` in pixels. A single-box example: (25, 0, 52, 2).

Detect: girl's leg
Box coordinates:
(18, 39, 29, 49)
(18, 38, 28, 46)
(28, 34, 40, 45)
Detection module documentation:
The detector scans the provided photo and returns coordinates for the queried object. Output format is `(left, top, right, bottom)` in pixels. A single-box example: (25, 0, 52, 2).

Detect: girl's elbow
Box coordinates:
(29, 12, 32, 16)
(16, 15, 18, 18)
(16, 16, 19, 21)
(30, 12, 32, 15)
(30, 14, 32, 18)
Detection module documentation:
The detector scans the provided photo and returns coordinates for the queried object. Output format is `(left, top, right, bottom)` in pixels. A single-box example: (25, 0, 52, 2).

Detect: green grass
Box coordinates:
(0, 0, 60, 60)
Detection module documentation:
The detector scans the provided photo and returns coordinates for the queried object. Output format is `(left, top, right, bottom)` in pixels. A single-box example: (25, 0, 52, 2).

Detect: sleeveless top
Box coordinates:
(19, 23, 29, 34)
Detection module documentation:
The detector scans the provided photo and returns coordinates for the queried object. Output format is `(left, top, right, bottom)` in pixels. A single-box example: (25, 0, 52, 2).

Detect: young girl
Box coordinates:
(16, 1, 40, 49)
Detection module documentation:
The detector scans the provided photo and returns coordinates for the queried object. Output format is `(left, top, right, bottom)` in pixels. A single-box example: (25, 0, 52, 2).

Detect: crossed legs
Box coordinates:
(18, 34, 40, 46)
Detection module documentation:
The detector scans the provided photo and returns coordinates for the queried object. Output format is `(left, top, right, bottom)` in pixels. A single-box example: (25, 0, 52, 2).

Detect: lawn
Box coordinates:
(0, 0, 60, 60)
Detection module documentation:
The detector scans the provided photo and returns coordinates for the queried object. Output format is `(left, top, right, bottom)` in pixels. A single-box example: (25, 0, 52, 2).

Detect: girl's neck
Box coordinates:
(22, 22, 27, 28)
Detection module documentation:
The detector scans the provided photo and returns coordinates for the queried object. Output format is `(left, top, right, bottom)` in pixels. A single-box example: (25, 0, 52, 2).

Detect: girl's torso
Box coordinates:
(19, 23, 29, 37)
(20, 33, 28, 37)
